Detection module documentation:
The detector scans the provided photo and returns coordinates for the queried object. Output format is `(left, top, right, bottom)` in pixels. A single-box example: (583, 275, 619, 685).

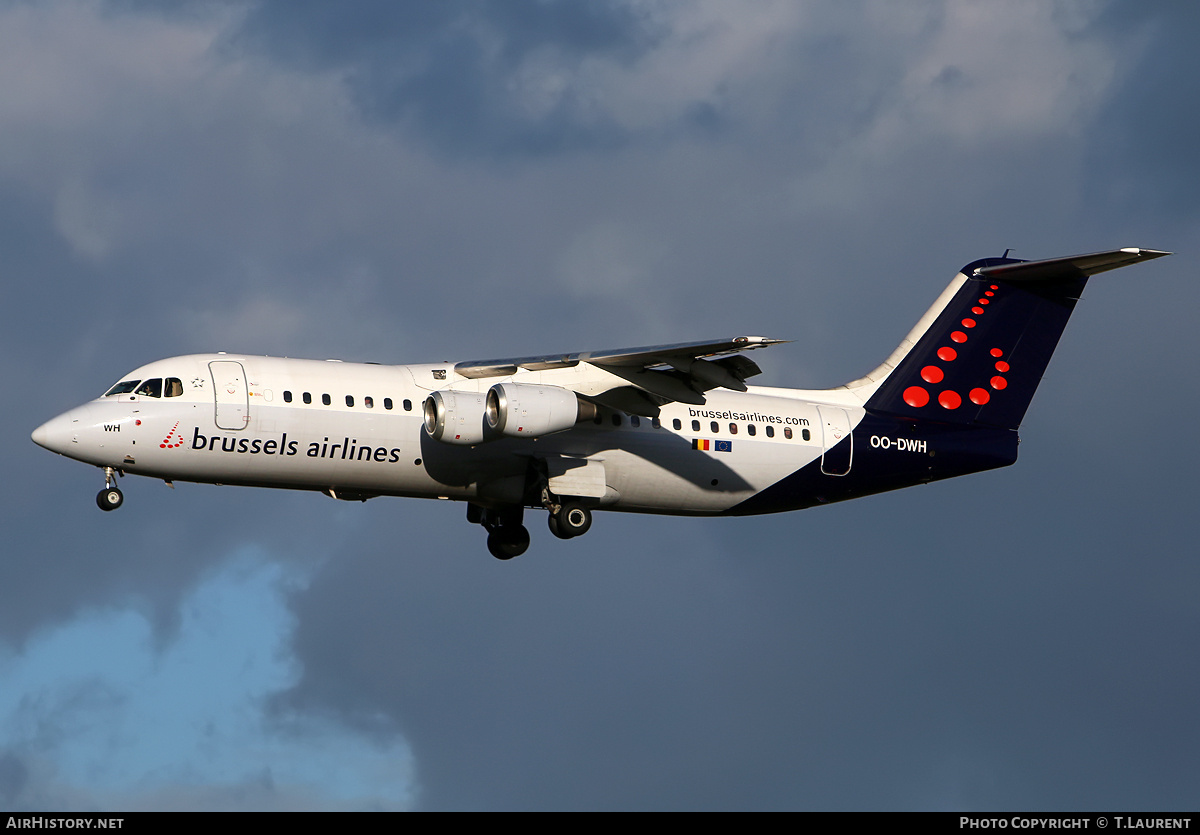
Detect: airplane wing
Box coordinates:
(454, 336, 788, 413)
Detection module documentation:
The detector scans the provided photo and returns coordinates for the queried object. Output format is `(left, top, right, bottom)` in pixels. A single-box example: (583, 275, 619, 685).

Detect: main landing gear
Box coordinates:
(96, 467, 123, 511)
(547, 501, 592, 540)
(468, 498, 595, 559)
(468, 504, 531, 561)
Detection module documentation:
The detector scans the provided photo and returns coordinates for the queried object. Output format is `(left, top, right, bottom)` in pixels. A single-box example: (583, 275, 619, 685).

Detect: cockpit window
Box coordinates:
(135, 378, 163, 398)
(105, 380, 141, 396)
(164, 378, 183, 397)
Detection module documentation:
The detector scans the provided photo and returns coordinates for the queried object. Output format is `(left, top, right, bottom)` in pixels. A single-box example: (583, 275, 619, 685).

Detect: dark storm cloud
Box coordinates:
(233, 0, 665, 156)
(1085, 1, 1200, 220)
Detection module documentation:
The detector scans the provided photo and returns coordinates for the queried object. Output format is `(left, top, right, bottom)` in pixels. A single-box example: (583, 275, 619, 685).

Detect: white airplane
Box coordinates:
(33, 248, 1168, 559)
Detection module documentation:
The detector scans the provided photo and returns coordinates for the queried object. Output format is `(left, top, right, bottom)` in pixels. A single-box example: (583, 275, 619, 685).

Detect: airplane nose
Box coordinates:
(31, 420, 52, 450)
(31, 413, 74, 454)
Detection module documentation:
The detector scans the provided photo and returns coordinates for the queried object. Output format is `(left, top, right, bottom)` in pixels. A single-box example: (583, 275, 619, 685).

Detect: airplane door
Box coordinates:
(818, 406, 852, 476)
(209, 360, 250, 430)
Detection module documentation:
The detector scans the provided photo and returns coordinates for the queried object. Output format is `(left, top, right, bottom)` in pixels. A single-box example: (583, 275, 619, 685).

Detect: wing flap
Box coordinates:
(545, 456, 607, 499)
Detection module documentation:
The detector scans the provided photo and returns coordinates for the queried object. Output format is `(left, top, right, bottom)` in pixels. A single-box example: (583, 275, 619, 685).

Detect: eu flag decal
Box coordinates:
(714, 440, 733, 453)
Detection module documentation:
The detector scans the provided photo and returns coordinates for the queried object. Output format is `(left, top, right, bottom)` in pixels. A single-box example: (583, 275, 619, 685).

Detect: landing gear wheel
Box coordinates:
(487, 525, 530, 560)
(548, 513, 569, 540)
(96, 487, 124, 511)
(554, 502, 592, 538)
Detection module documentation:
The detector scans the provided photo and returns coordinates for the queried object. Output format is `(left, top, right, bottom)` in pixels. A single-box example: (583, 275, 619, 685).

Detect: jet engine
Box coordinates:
(423, 390, 490, 445)
(486, 383, 596, 439)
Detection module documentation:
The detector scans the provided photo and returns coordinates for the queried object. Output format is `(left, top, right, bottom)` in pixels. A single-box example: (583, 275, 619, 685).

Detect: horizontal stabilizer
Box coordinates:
(975, 248, 1170, 282)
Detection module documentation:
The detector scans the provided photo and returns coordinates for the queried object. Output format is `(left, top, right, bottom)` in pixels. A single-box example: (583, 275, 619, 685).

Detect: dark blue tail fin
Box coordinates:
(864, 248, 1169, 430)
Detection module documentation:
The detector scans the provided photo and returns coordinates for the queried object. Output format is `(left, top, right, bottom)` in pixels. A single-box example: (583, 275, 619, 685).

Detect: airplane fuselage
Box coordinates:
(39, 352, 972, 516)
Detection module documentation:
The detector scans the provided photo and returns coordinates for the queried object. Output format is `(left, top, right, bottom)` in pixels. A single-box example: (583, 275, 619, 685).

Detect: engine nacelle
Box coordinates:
(486, 383, 595, 439)
(423, 390, 490, 445)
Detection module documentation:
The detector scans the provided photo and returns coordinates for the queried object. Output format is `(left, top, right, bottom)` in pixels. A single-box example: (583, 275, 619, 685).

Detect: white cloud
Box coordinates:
(0, 548, 415, 811)
(870, 1, 1118, 148)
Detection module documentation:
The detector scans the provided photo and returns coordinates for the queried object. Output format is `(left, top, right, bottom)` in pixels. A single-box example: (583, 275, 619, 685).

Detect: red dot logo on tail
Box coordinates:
(901, 283, 1015, 410)
(938, 391, 962, 410)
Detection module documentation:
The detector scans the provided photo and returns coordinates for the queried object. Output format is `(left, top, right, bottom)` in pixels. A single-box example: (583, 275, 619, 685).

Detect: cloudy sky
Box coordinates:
(3, 0, 1197, 811)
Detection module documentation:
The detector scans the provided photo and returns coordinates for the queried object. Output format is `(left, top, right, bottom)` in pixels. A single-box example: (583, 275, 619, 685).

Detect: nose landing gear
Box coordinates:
(96, 467, 123, 511)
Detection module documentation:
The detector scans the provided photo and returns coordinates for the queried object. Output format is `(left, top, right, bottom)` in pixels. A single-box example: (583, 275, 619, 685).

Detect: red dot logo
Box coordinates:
(990, 348, 1003, 357)
(904, 386, 930, 407)
(962, 318, 976, 328)
(989, 285, 998, 290)
(971, 306, 984, 315)
(969, 388, 990, 405)
(938, 390, 962, 410)
(978, 298, 989, 305)
(995, 361, 1010, 372)
(159, 421, 184, 449)
(991, 376, 1008, 390)
(937, 346, 957, 362)
(951, 331, 967, 343)
(921, 365, 944, 383)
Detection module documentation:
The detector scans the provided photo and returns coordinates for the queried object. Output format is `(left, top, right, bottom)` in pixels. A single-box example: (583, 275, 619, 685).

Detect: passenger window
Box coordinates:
(802, 428, 811, 441)
(747, 424, 756, 436)
(365, 396, 374, 408)
(384, 398, 393, 410)
(322, 394, 331, 406)
(652, 417, 661, 429)
(765, 425, 775, 438)
(631, 416, 641, 428)
(283, 391, 293, 403)
(729, 423, 738, 435)
(164, 378, 183, 397)
(784, 427, 793, 439)
(403, 399, 412, 411)
(692, 420, 700, 432)
(673, 418, 682, 430)
(303, 392, 312, 405)
(105, 380, 140, 396)
(346, 395, 355, 407)
(135, 379, 163, 398)
(710, 421, 719, 433)
(612, 414, 622, 427)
